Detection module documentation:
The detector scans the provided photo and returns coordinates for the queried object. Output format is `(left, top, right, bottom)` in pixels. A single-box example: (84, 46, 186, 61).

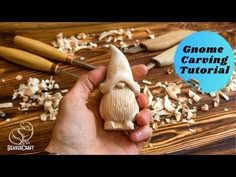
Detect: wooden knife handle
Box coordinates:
(141, 30, 195, 51)
(152, 45, 178, 67)
(14, 35, 69, 63)
(0, 46, 58, 73)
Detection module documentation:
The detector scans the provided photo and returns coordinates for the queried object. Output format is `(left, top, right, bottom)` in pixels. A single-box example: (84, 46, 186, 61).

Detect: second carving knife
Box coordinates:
(124, 30, 195, 54)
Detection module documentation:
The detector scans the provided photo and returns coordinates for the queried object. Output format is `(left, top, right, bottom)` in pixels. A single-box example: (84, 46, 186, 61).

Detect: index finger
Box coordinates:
(131, 64, 148, 81)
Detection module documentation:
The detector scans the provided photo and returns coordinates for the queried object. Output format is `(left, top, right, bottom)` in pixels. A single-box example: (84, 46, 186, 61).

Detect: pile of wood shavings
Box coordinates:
(12, 76, 68, 121)
(51, 32, 97, 56)
(142, 70, 236, 132)
(98, 28, 134, 50)
(143, 83, 197, 131)
(51, 28, 157, 56)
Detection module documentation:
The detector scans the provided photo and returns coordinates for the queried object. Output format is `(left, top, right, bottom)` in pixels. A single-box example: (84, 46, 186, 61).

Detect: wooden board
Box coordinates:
(0, 22, 235, 155)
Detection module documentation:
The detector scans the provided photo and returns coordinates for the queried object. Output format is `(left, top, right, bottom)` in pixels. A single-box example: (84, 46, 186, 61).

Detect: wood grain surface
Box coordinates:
(0, 22, 235, 155)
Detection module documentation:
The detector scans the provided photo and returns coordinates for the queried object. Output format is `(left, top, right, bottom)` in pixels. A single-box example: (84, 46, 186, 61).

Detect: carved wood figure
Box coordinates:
(99, 45, 140, 130)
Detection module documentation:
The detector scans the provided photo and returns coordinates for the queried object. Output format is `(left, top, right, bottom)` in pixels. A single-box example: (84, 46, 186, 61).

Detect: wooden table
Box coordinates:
(0, 22, 235, 155)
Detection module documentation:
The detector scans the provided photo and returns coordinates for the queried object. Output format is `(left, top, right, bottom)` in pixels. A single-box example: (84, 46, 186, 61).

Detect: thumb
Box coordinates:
(70, 66, 107, 101)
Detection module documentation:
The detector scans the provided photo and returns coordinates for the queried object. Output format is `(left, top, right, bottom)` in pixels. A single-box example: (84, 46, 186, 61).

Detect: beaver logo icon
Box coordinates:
(8, 122, 34, 146)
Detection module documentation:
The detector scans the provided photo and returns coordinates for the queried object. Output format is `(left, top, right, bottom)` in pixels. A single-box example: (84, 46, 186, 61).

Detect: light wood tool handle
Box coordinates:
(141, 30, 195, 51)
(147, 45, 178, 70)
(14, 35, 69, 63)
(0, 46, 58, 73)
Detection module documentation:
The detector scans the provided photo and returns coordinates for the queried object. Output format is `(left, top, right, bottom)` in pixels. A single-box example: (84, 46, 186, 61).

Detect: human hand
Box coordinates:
(45, 65, 153, 154)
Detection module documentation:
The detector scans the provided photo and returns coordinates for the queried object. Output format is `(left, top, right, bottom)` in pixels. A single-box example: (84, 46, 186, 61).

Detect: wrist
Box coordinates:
(45, 139, 92, 155)
(45, 141, 78, 155)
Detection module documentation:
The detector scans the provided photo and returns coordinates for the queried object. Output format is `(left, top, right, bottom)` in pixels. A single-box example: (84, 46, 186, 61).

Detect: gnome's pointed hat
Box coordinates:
(99, 45, 140, 95)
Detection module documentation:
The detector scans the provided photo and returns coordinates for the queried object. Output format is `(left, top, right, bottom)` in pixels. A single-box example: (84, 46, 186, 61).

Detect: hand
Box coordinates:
(45, 65, 153, 154)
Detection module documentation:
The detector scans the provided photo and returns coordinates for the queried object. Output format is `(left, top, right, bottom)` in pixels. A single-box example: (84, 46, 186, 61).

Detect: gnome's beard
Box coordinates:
(99, 84, 139, 123)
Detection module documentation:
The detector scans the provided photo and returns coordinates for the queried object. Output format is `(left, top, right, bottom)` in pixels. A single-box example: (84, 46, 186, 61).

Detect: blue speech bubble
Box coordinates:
(174, 31, 234, 93)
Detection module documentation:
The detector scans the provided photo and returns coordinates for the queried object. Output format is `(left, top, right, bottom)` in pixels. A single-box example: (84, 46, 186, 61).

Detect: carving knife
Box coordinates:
(124, 30, 195, 54)
(14, 35, 96, 71)
(0, 46, 80, 78)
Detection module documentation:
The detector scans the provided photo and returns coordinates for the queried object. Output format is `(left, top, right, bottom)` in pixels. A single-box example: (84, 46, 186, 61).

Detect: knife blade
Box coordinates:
(124, 30, 195, 54)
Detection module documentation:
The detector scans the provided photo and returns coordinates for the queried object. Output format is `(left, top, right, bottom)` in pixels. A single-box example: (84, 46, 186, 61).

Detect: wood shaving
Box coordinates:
(187, 112, 194, 120)
(231, 84, 236, 91)
(119, 41, 129, 50)
(142, 80, 152, 85)
(174, 111, 181, 121)
(167, 68, 173, 75)
(201, 104, 209, 111)
(54, 83, 60, 89)
(40, 113, 47, 121)
(106, 36, 113, 43)
(79, 57, 85, 60)
(145, 29, 151, 34)
(152, 87, 164, 95)
(143, 85, 153, 106)
(161, 121, 165, 125)
(189, 128, 196, 133)
(77, 33, 87, 39)
(0, 110, 6, 117)
(156, 109, 172, 116)
(188, 90, 201, 102)
(19, 107, 29, 111)
(0, 102, 13, 108)
(179, 97, 187, 103)
(88, 42, 97, 48)
(152, 98, 164, 111)
(163, 95, 176, 112)
(155, 82, 166, 88)
(219, 91, 229, 101)
(165, 83, 182, 100)
(103, 44, 110, 48)
(152, 122, 157, 130)
(130, 28, 135, 32)
(16, 75, 23, 80)
(213, 93, 220, 108)
(187, 119, 195, 124)
(61, 89, 69, 93)
(5, 118, 11, 122)
(188, 98, 193, 105)
(209, 92, 216, 97)
(165, 118, 170, 123)
(98, 30, 123, 41)
(124, 31, 133, 39)
(148, 143, 153, 148)
(224, 108, 228, 111)
(149, 34, 155, 39)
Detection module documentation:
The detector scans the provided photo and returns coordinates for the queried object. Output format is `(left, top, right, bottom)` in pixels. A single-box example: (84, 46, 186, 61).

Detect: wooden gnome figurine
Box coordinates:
(99, 45, 140, 130)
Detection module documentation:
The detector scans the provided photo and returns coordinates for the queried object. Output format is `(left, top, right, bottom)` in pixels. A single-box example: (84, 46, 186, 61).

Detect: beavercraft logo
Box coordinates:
(7, 122, 34, 151)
